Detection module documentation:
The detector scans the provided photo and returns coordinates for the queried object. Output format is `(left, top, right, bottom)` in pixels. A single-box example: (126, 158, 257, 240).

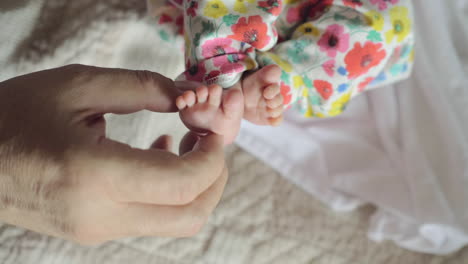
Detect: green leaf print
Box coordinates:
(281, 70, 290, 85)
(287, 47, 309, 64)
(334, 13, 346, 21)
(367, 30, 383, 42)
(302, 75, 313, 88)
(193, 33, 201, 47)
(201, 21, 216, 35)
(347, 16, 363, 30)
(310, 95, 322, 106)
(159, 30, 170, 42)
(223, 14, 240, 26)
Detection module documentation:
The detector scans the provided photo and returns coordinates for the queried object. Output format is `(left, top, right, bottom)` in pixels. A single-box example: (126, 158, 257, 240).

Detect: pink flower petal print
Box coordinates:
(201, 38, 237, 62)
(322, 60, 335, 77)
(369, 0, 399, 11)
(318, 24, 350, 58)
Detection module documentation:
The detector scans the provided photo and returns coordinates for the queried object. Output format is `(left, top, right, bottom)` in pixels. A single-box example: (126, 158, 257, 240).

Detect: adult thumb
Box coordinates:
(67, 65, 181, 115)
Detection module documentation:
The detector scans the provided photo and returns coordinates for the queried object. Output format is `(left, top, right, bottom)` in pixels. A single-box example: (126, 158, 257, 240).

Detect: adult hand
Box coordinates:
(0, 65, 228, 245)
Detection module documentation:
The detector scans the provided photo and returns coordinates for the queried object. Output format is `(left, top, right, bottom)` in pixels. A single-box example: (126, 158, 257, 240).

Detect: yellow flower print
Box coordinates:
(244, 57, 257, 70)
(304, 105, 314, 117)
(385, 6, 411, 44)
(328, 92, 351, 116)
(293, 75, 304, 89)
(284, 0, 300, 4)
(409, 48, 414, 62)
(310, 111, 325, 118)
(184, 32, 191, 55)
(265, 52, 293, 73)
(204, 0, 228, 18)
(234, 0, 255, 14)
(293, 23, 321, 38)
(364, 10, 384, 31)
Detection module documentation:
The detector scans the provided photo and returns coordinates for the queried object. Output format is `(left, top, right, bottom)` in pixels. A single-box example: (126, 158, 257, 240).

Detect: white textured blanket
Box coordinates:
(0, 0, 467, 263)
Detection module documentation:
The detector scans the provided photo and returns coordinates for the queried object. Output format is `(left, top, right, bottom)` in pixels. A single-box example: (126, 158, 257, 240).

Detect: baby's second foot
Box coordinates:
(242, 65, 284, 126)
(176, 84, 244, 145)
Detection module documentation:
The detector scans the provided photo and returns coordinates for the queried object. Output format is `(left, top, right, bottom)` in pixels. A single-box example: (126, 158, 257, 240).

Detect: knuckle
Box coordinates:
(134, 70, 159, 89)
(133, 70, 159, 99)
(133, 70, 174, 97)
(134, 70, 153, 84)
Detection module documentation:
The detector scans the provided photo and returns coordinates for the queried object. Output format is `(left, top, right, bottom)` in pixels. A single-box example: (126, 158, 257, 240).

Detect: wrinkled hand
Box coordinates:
(0, 65, 228, 245)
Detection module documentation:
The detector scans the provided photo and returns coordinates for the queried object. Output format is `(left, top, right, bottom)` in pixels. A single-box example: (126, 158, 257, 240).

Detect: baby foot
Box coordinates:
(176, 84, 244, 145)
(242, 64, 284, 126)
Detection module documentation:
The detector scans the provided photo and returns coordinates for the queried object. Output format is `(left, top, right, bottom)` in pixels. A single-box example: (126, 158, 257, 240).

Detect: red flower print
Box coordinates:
(158, 14, 173, 24)
(211, 54, 245, 75)
(184, 62, 207, 82)
(228, 15, 271, 49)
(387, 46, 402, 66)
(343, 0, 363, 8)
(186, 1, 198, 17)
(201, 39, 237, 65)
(245, 46, 255, 53)
(205, 70, 221, 84)
(222, 54, 245, 74)
(314, 80, 333, 100)
(344, 41, 387, 79)
(287, 0, 333, 24)
(358, 77, 374, 92)
(176, 15, 184, 35)
(318, 24, 350, 58)
(307, 0, 333, 20)
(258, 0, 282, 16)
(220, 62, 244, 75)
(322, 59, 335, 77)
(286, 6, 300, 24)
(280, 82, 292, 105)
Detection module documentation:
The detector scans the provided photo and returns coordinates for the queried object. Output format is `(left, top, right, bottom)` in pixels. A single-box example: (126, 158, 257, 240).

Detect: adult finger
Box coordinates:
(81, 135, 226, 206)
(62, 65, 181, 114)
(150, 135, 173, 151)
(112, 166, 228, 240)
(179, 131, 200, 155)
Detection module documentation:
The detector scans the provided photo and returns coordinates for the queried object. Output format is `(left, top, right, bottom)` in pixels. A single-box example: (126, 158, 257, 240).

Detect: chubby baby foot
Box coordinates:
(242, 64, 284, 126)
(176, 84, 244, 145)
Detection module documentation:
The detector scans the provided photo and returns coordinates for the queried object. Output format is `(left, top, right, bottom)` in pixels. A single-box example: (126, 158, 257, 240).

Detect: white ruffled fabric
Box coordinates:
(235, 0, 468, 255)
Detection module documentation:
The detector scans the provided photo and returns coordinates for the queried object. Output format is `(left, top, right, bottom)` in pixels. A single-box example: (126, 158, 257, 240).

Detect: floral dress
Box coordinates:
(150, 0, 415, 117)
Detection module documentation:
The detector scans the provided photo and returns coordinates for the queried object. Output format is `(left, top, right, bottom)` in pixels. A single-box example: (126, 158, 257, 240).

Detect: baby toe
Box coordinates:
(267, 105, 284, 118)
(266, 93, 284, 109)
(182, 90, 196, 107)
(263, 83, 280, 100)
(196, 86, 209, 103)
(261, 64, 282, 84)
(176, 96, 187, 110)
(208, 84, 223, 106)
(268, 116, 283, 127)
